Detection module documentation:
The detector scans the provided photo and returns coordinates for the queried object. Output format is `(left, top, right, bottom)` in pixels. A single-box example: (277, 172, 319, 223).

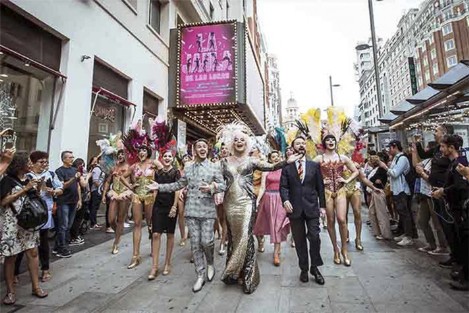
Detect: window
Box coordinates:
(444, 39, 455, 51)
(442, 23, 453, 35)
(432, 63, 439, 75)
(149, 0, 161, 34)
(446, 55, 458, 67)
(431, 49, 437, 59)
(143, 90, 160, 135)
(428, 35, 434, 45)
(423, 57, 428, 67)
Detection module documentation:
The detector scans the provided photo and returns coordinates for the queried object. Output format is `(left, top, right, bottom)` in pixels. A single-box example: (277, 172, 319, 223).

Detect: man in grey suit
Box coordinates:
(280, 137, 326, 285)
(149, 139, 225, 292)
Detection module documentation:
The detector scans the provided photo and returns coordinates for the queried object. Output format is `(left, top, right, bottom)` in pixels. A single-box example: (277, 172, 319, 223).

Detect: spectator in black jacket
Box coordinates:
(415, 124, 454, 268)
(432, 134, 469, 291)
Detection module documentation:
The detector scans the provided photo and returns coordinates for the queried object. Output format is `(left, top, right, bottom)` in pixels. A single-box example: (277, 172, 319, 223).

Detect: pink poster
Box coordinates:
(178, 22, 237, 106)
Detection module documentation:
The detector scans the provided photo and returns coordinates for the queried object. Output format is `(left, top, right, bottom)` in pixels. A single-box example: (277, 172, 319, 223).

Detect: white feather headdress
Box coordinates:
(216, 122, 253, 156)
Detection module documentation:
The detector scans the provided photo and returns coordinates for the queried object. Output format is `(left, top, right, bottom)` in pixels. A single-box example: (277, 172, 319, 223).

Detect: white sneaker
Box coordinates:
(218, 244, 226, 255)
(106, 227, 115, 233)
(124, 223, 130, 228)
(375, 235, 384, 240)
(397, 237, 414, 246)
(207, 265, 215, 282)
(192, 276, 205, 293)
(393, 234, 405, 242)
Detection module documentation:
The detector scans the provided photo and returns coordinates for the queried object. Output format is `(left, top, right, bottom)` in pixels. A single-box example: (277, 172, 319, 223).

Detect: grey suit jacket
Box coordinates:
(158, 159, 225, 219)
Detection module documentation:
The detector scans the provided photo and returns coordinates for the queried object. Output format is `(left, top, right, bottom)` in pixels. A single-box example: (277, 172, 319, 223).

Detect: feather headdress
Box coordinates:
(96, 132, 124, 174)
(266, 127, 287, 155)
(216, 122, 253, 156)
(149, 116, 176, 158)
(122, 119, 149, 165)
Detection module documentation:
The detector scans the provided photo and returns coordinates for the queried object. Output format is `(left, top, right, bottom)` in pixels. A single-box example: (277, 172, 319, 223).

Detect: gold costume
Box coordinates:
(343, 169, 361, 199)
(221, 158, 285, 294)
(132, 176, 155, 205)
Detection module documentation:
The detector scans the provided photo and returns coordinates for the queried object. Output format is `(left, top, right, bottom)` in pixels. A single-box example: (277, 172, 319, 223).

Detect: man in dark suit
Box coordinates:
(280, 137, 326, 285)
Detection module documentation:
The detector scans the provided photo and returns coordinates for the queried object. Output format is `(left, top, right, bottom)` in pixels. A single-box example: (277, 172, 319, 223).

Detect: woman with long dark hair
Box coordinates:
(0, 155, 48, 305)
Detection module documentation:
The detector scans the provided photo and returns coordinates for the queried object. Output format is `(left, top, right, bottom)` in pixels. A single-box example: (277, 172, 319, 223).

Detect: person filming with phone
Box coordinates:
(431, 134, 469, 291)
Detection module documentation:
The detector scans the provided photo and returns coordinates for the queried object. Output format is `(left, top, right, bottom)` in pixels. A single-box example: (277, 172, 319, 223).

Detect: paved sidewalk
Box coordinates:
(1, 216, 468, 313)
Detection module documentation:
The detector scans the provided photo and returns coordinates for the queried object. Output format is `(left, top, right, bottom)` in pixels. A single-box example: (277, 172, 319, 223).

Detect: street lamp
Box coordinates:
(329, 75, 340, 106)
(356, 0, 384, 119)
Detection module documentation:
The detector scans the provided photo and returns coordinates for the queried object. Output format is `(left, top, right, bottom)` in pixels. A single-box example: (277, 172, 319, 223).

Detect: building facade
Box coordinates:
(356, 0, 469, 128)
(0, 0, 274, 168)
(265, 54, 282, 130)
(282, 93, 299, 130)
(415, 0, 469, 89)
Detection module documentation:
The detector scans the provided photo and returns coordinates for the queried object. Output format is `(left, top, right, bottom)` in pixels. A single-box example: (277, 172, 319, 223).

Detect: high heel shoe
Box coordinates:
(219, 243, 226, 255)
(127, 255, 141, 269)
(148, 225, 152, 240)
(333, 251, 341, 265)
(163, 264, 171, 276)
(148, 267, 158, 280)
(355, 239, 364, 251)
(342, 251, 351, 267)
(111, 243, 119, 255)
(179, 238, 186, 247)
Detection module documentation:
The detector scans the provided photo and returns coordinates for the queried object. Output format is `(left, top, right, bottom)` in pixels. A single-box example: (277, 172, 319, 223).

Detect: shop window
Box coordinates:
(149, 0, 161, 34)
(0, 63, 54, 154)
(88, 61, 129, 160)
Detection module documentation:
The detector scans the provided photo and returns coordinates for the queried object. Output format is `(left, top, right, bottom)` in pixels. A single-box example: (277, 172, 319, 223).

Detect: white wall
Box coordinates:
(11, 0, 170, 168)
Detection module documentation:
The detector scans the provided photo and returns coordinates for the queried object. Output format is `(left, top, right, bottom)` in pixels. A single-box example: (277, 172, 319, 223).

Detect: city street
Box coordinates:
(2, 211, 469, 313)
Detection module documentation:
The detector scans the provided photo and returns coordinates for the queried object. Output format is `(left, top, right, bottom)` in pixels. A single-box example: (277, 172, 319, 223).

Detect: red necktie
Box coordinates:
(298, 161, 304, 181)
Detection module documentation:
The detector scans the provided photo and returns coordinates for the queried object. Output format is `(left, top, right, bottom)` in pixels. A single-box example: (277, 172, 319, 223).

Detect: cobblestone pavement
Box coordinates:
(1, 210, 469, 313)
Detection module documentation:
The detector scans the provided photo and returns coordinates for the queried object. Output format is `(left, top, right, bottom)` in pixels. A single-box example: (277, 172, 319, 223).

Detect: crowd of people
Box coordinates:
(0, 121, 468, 305)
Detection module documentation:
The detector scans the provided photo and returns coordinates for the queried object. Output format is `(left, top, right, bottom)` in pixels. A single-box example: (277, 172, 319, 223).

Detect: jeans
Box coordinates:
(89, 190, 101, 226)
(393, 192, 413, 237)
(56, 203, 77, 251)
(70, 201, 88, 239)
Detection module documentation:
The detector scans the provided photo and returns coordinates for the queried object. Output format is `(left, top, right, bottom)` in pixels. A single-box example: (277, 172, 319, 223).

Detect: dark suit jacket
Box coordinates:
(280, 160, 326, 219)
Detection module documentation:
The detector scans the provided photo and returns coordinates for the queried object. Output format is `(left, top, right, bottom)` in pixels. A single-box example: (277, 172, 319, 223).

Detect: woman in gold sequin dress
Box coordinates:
(219, 126, 300, 294)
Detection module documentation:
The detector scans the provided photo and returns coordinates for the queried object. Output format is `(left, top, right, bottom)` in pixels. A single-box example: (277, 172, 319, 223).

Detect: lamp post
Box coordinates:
(329, 75, 340, 106)
(356, 0, 384, 119)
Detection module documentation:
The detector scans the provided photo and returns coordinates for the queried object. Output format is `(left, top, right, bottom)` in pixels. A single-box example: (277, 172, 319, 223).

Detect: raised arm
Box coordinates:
(256, 172, 268, 206)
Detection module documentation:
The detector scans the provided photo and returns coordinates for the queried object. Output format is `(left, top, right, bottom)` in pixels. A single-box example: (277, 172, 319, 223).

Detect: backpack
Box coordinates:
(11, 178, 48, 231)
(396, 154, 417, 193)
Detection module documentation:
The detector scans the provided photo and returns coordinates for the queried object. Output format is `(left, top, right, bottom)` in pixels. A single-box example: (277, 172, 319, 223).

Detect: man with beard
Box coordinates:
(148, 139, 225, 293)
(431, 134, 469, 290)
(280, 137, 326, 285)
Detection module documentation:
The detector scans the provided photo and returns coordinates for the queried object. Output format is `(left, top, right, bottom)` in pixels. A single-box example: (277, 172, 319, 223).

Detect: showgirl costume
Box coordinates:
(343, 169, 362, 199)
(132, 165, 155, 205)
(320, 155, 346, 202)
(108, 166, 133, 201)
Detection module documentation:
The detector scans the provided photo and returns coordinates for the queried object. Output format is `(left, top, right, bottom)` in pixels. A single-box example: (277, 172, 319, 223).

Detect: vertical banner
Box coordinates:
(178, 22, 237, 106)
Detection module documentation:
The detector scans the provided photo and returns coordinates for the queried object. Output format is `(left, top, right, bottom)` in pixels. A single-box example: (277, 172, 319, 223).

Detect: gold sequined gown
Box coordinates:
(221, 158, 285, 294)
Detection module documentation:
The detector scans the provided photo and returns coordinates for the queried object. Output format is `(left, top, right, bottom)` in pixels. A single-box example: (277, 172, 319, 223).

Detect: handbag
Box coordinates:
(11, 178, 48, 231)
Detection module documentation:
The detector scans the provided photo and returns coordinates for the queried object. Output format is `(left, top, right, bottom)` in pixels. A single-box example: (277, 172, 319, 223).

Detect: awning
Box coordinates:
(406, 86, 440, 105)
(366, 125, 390, 133)
(390, 101, 414, 115)
(0, 45, 67, 79)
(428, 62, 469, 90)
(378, 112, 398, 124)
(92, 86, 136, 107)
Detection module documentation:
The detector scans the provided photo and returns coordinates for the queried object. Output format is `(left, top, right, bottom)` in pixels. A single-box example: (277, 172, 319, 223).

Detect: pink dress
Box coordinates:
(254, 170, 290, 243)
